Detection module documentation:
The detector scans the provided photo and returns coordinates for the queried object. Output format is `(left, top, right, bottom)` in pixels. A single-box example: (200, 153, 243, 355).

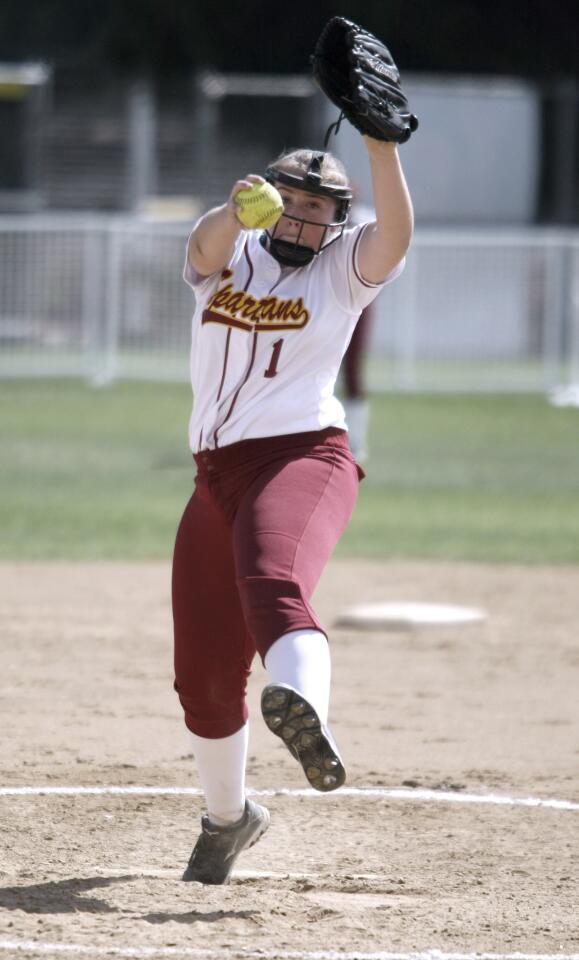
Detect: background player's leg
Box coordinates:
(342, 305, 373, 462)
(172, 475, 255, 825)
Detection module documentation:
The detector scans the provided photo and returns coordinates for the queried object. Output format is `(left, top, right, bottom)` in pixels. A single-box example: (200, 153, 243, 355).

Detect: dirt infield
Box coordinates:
(1, 558, 578, 958)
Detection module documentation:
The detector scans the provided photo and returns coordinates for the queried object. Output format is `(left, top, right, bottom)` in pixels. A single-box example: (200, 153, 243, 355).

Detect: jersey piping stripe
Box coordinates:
(352, 225, 384, 289)
(212, 241, 257, 448)
(211, 240, 254, 439)
(243, 237, 254, 289)
(213, 328, 259, 448)
(215, 328, 232, 403)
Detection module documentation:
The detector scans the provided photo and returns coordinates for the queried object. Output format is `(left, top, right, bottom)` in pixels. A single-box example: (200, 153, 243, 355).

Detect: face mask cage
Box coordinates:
(264, 153, 352, 267)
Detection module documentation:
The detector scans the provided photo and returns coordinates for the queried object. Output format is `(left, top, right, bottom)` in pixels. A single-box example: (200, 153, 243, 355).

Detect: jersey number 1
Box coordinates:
(264, 338, 284, 379)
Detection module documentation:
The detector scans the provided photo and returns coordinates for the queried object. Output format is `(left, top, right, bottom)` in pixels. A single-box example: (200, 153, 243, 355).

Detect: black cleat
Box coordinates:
(261, 682, 346, 792)
(182, 798, 270, 885)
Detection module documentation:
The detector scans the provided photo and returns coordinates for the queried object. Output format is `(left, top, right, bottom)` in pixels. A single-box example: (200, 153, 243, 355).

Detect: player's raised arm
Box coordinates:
(312, 16, 418, 284)
(187, 174, 265, 277)
(358, 138, 414, 284)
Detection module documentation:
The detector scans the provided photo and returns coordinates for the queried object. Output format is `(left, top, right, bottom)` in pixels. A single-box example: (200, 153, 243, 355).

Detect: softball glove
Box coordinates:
(312, 16, 418, 144)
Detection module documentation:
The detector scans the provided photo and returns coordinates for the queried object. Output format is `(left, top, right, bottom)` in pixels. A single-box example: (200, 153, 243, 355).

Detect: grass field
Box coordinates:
(1, 379, 579, 563)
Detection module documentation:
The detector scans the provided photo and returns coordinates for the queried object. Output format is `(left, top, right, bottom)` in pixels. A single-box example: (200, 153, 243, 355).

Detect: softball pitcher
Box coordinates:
(173, 17, 417, 885)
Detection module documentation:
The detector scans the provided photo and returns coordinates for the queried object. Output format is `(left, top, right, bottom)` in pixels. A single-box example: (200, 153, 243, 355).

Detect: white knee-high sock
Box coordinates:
(188, 725, 248, 826)
(264, 629, 331, 724)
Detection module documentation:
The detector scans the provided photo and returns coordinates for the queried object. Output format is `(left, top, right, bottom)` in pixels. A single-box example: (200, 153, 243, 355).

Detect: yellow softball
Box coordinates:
(235, 181, 284, 230)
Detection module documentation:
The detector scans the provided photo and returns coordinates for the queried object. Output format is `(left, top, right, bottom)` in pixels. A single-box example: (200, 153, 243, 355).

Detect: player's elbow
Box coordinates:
(187, 235, 216, 277)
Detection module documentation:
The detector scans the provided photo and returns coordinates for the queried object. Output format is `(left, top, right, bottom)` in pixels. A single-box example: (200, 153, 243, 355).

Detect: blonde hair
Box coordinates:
(268, 148, 349, 189)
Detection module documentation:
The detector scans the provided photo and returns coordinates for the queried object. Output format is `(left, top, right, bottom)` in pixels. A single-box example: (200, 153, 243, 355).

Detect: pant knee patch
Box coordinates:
(237, 575, 324, 659)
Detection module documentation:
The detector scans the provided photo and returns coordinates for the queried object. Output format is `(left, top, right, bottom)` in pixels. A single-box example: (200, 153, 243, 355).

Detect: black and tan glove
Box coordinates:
(312, 16, 418, 144)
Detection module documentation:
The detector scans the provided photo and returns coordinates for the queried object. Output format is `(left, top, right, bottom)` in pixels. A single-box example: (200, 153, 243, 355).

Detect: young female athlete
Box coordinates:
(172, 134, 413, 884)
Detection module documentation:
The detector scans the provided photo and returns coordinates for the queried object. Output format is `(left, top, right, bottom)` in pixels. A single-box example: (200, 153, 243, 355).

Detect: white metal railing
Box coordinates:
(0, 215, 578, 393)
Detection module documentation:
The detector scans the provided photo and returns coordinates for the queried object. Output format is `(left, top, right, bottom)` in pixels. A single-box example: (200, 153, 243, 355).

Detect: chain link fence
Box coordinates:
(0, 215, 577, 393)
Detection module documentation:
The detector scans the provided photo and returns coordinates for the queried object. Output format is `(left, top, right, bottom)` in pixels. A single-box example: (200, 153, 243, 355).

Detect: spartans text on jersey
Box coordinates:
(202, 269, 310, 333)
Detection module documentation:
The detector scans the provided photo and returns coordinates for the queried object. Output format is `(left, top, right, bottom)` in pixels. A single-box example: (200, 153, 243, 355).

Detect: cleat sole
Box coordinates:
(261, 683, 346, 792)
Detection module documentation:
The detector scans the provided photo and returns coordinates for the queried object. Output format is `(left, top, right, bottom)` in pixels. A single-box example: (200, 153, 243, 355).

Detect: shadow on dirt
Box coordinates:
(143, 908, 257, 924)
(0, 877, 260, 923)
(0, 875, 135, 914)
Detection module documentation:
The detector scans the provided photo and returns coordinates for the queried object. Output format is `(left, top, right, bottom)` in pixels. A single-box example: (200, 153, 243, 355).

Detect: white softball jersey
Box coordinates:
(184, 223, 404, 452)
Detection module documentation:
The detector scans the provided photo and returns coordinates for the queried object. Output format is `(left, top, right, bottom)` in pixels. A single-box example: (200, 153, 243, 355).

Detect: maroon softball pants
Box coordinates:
(172, 428, 362, 739)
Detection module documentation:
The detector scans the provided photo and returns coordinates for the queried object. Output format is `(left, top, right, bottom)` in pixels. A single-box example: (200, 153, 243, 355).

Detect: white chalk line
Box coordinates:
(0, 785, 577, 811)
(1, 942, 579, 960)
